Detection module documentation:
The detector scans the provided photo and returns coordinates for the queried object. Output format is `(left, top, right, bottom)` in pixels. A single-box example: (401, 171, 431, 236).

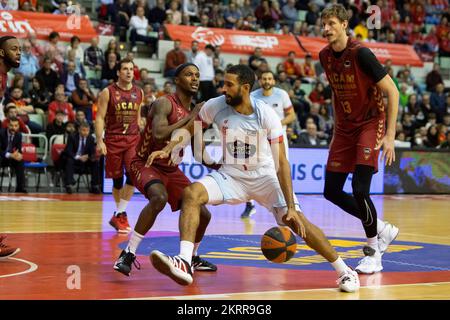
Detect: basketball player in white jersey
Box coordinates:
(148, 64, 360, 292)
(240, 70, 297, 218)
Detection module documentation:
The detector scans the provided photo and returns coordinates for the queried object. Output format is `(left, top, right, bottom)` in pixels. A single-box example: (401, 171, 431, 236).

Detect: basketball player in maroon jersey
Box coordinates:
(95, 58, 143, 233)
(113, 63, 217, 276)
(0, 36, 21, 259)
(319, 4, 400, 274)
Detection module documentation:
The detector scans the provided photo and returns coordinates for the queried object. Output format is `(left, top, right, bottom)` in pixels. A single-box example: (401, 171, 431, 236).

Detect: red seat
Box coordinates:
(21, 143, 38, 162)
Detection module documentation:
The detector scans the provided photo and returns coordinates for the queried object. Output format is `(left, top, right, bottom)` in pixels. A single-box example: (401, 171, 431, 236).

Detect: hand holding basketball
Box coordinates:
(283, 208, 306, 238)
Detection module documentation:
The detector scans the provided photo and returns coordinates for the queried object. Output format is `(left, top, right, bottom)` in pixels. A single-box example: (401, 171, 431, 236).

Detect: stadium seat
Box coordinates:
(22, 134, 49, 192)
(298, 10, 307, 22)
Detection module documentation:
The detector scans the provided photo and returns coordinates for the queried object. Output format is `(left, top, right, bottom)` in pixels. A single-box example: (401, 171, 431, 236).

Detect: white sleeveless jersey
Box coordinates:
(250, 87, 293, 131)
(199, 95, 284, 173)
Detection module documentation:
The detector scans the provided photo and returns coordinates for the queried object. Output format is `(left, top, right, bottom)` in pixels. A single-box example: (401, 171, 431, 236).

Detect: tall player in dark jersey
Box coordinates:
(113, 63, 217, 276)
(95, 58, 143, 233)
(319, 5, 400, 274)
(0, 36, 21, 259)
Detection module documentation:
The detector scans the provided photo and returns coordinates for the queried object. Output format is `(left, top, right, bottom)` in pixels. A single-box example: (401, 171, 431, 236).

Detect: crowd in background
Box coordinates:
(1, 0, 449, 180)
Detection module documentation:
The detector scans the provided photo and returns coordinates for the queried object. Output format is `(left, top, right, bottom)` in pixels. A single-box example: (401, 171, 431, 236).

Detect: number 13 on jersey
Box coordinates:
(340, 101, 352, 114)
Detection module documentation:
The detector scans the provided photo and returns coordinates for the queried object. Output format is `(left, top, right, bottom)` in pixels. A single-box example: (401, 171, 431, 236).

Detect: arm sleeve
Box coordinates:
(357, 47, 387, 83)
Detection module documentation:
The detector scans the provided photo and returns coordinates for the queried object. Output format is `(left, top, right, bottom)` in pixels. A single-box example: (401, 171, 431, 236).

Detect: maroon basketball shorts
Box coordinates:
(104, 135, 139, 179)
(130, 160, 191, 212)
(327, 119, 385, 173)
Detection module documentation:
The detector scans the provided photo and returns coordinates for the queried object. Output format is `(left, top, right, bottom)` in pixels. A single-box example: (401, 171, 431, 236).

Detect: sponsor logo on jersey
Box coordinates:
(364, 147, 371, 160)
(344, 60, 351, 68)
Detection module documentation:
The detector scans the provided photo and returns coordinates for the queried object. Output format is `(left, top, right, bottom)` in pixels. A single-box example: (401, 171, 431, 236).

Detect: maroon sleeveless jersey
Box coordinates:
(135, 93, 191, 170)
(0, 72, 7, 98)
(319, 38, 385, 133)
(105, 83, 142, 136)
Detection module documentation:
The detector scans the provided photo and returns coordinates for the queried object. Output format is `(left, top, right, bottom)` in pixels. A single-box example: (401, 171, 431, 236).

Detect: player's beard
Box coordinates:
(263, 83, 273, 91)
(225, 88, 243, 107)
(4, 53, 20, 68)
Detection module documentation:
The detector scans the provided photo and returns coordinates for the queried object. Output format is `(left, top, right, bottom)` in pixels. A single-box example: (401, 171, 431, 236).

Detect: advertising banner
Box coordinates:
(0, 10, 97, 42)
(165, 24, 305, 57)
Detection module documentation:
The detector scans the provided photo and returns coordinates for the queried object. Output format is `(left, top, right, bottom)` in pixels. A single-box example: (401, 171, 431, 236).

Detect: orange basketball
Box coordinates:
(260, 226, 297, 263)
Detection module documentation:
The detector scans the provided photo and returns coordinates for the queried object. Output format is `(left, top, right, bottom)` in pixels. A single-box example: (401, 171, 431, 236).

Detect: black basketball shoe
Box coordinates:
(192, 255, 217, 272)
(113, 250, 141, 276)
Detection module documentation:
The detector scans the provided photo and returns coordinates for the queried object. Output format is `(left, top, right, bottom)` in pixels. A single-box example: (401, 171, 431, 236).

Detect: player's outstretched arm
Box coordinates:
(95, 88, 109, 155)
(375, 74, 399, 166)
(270, 139, 306, 238)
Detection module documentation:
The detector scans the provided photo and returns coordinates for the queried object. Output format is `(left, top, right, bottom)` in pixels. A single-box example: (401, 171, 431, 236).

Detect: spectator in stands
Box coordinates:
(183, 0, 199, 23)
(113, 0, 132, 42)
(29, 77, 51, 113)
(248, 47, 267, 72)
(53, 1, 67, 15)
(157, 81, 174, 98)
(129, 6, 158, 56)
(20, 1, 36, 12)
(194, 44, 216, 102)
(84, 37, 104, 74)
(68, 36, 84, 63)
(255, 0, 280, 32)
(66, 49, 86, 79)
(436, 16, 449, 43)
(10, 74, 27, 95)
(0, 117, 26, 193)
(281, 0, 297, 31)
(283, 51, 302, 82)
(394, 131, 411, 148)
(148, 0, 166, 31)
(300, 53, 316, 83)
(46, 31, 65, 72)
(426, 63, 444, 92)
(4, 87, 42, 133)
(439, 131, 450, 149)
(164, 39, 187, 78)
(437, 123, 447, 144)
(0, 0, 12, 10)
(36, 56, 60, 95)
(2, 104, 30, 134)
(71, 79, 97, 122)
(319, 104, 333, 137)
(424, 124, 440, 148)
(48, 90, 75, 124)
(125, 51, 141, 81)
(276, 71, 292, 93)
(240, 0, 254, 20)
(101, 52, 118, 89)
(46, 109, 66, 140)
(61, 122, 100, 194)
(308, 82, 326, 106)
(131, 0, 150, 16)
(401, 112, 417, 140)
(399, 83, 410, 111)
(431, 83, 447, 123)
(208, 3, 223, 27)
(214, 45, 226, 70)
(166, 0, 182, 25)
(104, 39, 121, 62)
(223, 2, 241, 29)
(439, 31, 450, 57)
(186, 40, 199, 63)
(74, 110, 94, 133)
(305, 2, 319, 26)
(297, 121, 324, 146)
(27, 32, 45, 64)
(17, 40, 39, 91)
(61, 61, 81, 96)
(213, 69, 224, 97)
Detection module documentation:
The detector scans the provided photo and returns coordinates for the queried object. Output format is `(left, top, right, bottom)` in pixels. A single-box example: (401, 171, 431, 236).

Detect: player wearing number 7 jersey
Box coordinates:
(319, 4, 400, 274)
(95, 58, 143, 233)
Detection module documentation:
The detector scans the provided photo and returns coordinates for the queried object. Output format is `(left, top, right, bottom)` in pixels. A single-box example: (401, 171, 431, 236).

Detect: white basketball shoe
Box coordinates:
(378, 222, 399, 255)
(355, 246, 383, 274)
(337, 268, 360, 293)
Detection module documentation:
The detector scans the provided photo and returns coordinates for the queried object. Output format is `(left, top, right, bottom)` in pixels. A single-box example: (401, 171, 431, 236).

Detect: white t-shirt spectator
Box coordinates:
(193, 51, 215, 81)
(129, 15, 149, 37)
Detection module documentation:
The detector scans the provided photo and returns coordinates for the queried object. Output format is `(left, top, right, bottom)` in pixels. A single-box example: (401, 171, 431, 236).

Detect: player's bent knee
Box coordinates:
(182, 183, 208, 205)
(199, 206, 212, 221)
(148, 193, 168, 212)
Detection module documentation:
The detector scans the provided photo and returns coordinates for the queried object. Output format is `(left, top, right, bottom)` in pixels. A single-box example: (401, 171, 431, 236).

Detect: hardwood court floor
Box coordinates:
(0, 194, 449, 300)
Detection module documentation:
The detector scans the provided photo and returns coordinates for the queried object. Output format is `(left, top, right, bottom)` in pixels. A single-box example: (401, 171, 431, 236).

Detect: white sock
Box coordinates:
(192, 242, 200, 257)
(331, 256, 348, 276)
(117, 199, 129, 214)
(377, 219, 386, 234)
(367, 236, 379, 251)
(180, 240, 194, 265)
(126, 231, 144, 255)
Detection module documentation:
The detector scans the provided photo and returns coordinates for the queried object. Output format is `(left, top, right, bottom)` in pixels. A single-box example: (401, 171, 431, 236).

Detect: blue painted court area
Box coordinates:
(119, 234, 450, 272)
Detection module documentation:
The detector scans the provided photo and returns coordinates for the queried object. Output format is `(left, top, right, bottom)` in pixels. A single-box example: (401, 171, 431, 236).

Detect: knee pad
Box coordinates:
(112, 177, 124, 190)
(125, 173, 133, 186)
